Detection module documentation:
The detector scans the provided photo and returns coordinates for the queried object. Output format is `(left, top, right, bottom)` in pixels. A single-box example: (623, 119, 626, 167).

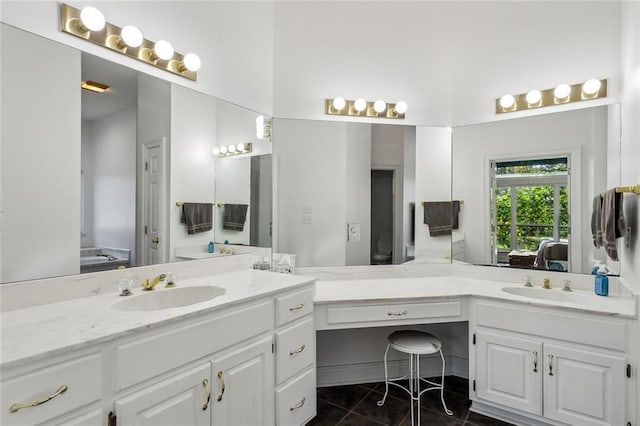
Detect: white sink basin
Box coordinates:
(502, 286, 593, 302)
(113, 286, 226, 311)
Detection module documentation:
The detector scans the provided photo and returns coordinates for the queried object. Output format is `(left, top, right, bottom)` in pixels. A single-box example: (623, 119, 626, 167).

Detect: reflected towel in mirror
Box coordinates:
(223, 204, 248, 231)
(422, 201, 460, 236)
(180, 203, 213, 234)
(601, 189, 626, 261)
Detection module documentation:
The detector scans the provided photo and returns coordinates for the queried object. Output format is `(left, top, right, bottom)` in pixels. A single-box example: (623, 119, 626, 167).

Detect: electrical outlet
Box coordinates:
(347, 223, 360, 242)
(303, 214, 312, 225)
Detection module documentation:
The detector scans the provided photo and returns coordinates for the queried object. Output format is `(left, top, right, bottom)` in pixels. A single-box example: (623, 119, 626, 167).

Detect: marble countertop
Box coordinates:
(301, 264, 638, 319)
(0, 269, 314, 369)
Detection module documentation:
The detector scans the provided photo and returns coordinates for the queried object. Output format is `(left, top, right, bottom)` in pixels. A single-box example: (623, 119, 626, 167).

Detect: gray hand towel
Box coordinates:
(180, 203, 213, 234)
(423, 202, 453, 236)
(591, 194, 603, 248)
(601, 189, 627, 261)
(223, 204, 249, 231)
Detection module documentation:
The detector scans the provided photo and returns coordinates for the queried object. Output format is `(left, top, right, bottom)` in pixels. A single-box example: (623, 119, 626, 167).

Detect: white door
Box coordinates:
(211, 337, 274, 425)
(115, 363, 211, 426)
(476, 330, 542, 416)
(544, 343, 625, 426)
(142, 139, 166, 265)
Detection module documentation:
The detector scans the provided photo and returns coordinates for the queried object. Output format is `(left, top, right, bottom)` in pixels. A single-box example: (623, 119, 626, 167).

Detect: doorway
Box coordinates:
(371, 169, 394, 264)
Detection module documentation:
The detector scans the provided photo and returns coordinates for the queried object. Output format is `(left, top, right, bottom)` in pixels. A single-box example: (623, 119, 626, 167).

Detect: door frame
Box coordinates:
(371, 166, 401, 264)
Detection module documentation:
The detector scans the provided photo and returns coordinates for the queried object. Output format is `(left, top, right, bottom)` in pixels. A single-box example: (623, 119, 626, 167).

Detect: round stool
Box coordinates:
(377, 330, 452, 425)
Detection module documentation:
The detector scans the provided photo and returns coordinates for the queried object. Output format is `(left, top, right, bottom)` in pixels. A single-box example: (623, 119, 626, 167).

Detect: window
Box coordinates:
(491, 157, 569, 263)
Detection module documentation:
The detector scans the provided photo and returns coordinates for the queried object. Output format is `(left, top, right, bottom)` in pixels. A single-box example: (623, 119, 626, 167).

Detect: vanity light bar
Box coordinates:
(212, 143, 253, 158)
(325, 98, 407, 120)
(60, 3, 199, 81)
(496, 79, 607, 114)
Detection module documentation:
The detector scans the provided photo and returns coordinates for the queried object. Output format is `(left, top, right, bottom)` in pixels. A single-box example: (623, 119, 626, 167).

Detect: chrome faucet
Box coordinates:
(524, 276, 533, 287)
(141, 274, 166, 291)
(561, 279, 572, 292)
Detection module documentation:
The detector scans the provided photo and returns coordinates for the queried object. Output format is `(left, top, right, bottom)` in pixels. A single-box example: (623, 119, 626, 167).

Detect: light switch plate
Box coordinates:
(347, 223, 360, 242)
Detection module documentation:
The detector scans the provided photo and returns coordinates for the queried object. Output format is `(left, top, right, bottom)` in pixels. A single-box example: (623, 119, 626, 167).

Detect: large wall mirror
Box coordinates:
(452, 105, 622, 275)
(0, 23, 272, 283)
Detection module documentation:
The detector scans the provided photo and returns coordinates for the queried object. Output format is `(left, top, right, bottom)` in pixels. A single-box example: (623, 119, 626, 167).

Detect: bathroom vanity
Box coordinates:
(0, 270, 316, 426)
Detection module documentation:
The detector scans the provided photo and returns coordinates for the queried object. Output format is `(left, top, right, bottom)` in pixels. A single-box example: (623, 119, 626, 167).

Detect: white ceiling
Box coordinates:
(81, 53, 138, 121)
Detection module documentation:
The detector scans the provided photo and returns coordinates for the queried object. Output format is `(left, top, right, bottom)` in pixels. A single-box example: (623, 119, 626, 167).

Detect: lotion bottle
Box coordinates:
(594, 264, 609, 296)
(208, 241, 214, 254)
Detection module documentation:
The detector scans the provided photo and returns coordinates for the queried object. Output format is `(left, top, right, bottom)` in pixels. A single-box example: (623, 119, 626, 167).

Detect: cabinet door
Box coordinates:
(211, 337, 274, 426)
(115, 363, 211, 426)
(544, 343, 625, 426)
(476, 330, 542, 416)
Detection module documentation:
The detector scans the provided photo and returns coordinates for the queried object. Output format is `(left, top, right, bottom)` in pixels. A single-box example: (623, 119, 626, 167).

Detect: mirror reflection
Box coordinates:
(0, 24, 272, 283)
(273, 119, 416, 267)
(452, 105, 621, 275)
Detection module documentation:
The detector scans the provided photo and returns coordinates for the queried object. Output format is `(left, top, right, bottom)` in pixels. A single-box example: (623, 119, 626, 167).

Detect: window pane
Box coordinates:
(495, 187, 511, 250)
(515, 186, 554, 251)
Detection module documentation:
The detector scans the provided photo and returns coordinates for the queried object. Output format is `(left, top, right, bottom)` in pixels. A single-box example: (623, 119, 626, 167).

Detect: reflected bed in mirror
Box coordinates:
(452, 105, 621, 275)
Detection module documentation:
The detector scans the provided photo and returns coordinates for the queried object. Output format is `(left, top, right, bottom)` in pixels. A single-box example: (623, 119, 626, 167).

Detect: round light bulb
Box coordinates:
(553, 84, 571, 100)
(219, 146, 228, 154)
(332, 97, 346, 111)
(228, 145, 237, 153)
(183, 53, 201, 72)
(526, 90, 542, 105)
(80, 6, 105, 32)
(353, 98, 367, 112)
(582, 79, 601, 96)
(499, 94, 515, 109)
(212, 147, 220, 156)
(395, 101, 408, 114)
(236, 143, 245, 152)
(121, 25, 143, 48)
(373, 100, 386, 113)
(154, 40, 174, 60)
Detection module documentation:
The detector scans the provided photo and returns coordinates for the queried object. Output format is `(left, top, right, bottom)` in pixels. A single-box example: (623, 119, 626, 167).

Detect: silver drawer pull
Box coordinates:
(289, 397, 306, 411)
(387, 310, 408, 316)
(10, 385, 68, 413)
(289, 302, 305, 311)
(216, 371, 225, 401)
(532, 351, 538, 373)
(548, 354, 554, 376)
(202, 379, 211, 411)
(290, 344, 306, 356)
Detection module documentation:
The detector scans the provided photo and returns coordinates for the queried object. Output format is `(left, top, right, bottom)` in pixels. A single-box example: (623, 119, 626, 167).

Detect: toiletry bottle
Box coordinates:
(594, 264, 609, 296)
(208, 241, 214, 254)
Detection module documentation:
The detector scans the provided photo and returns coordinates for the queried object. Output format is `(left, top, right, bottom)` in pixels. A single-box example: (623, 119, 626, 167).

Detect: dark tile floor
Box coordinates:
(308, 376, 514, 426)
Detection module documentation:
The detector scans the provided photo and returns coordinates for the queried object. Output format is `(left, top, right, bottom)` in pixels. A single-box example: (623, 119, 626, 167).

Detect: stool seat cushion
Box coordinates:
(388, 330, 442, 355)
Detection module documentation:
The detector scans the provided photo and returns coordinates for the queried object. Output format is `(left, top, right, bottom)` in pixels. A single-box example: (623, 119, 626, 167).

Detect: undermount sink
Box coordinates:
(113, 286, 226, 311)
(502, 286, 593, 302)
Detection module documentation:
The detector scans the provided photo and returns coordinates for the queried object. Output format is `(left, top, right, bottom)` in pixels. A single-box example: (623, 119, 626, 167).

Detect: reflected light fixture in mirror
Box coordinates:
(325, 97, 407, 119)
(256, 116, 272, 140)
(213, 143, 253, 158)
(61, 3, 200, 81)
(496, 78, 607, 114)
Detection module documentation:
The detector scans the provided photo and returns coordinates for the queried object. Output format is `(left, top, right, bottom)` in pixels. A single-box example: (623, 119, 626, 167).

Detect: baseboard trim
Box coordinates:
(317, 355, 468, 387)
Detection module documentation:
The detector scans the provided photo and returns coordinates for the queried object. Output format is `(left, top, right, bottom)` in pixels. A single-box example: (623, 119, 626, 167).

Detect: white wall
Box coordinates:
(415, 127, 453, 263)
(215, 157, 251, 245)
(273, 119, 349, 267)
(452, 107, 610, 273)
(273, 2, 621, 126)
(170, 85, 217, 261)
(1, 1, 275, 116)
(1, 25, 81, 282)
(345, 125, 372, 266)
(620, 1, 640, 290)
(82, 106, 137, 259)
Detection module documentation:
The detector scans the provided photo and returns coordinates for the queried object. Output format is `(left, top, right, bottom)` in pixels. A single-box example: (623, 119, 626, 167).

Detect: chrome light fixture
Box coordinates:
(61, 3, 200, 81)
(496, 79, 607, 114)
(325, 97, 407, 120)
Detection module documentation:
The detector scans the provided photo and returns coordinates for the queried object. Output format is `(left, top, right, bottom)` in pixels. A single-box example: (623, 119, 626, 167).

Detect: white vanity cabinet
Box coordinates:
(472, 301, 628, 426)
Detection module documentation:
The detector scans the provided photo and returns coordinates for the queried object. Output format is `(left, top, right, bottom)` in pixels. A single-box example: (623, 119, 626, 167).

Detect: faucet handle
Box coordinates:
(524, 276, 533, 287)
(561, 279, 572, 292)
(543, 278, 551, 289)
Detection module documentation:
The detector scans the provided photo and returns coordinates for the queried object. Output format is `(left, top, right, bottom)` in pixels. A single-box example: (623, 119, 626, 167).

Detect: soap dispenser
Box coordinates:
(208, 241, 214, 254)
(594, 264, 609, 296)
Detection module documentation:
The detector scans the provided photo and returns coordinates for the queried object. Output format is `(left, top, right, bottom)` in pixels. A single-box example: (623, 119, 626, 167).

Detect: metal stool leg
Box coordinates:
(376, 344, 391, 407)
(409, 353, 415, 426)
(416, 353, 421, 426)
(439, 349, 453, 416)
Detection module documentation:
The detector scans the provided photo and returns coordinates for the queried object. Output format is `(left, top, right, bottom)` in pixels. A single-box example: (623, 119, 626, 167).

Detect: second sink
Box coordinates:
(113, 286, 226, 311)
(502, 286, 594, 302)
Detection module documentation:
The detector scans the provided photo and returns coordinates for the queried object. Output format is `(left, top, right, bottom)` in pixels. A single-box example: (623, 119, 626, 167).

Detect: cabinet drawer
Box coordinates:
(1, 354, 101, 426)
(326, 300, 462, 326)
(276, 287, 314, 327)
(276, 368, 316, 426)
(116, 300, 273, 390)
(276, 318, 314, 384)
